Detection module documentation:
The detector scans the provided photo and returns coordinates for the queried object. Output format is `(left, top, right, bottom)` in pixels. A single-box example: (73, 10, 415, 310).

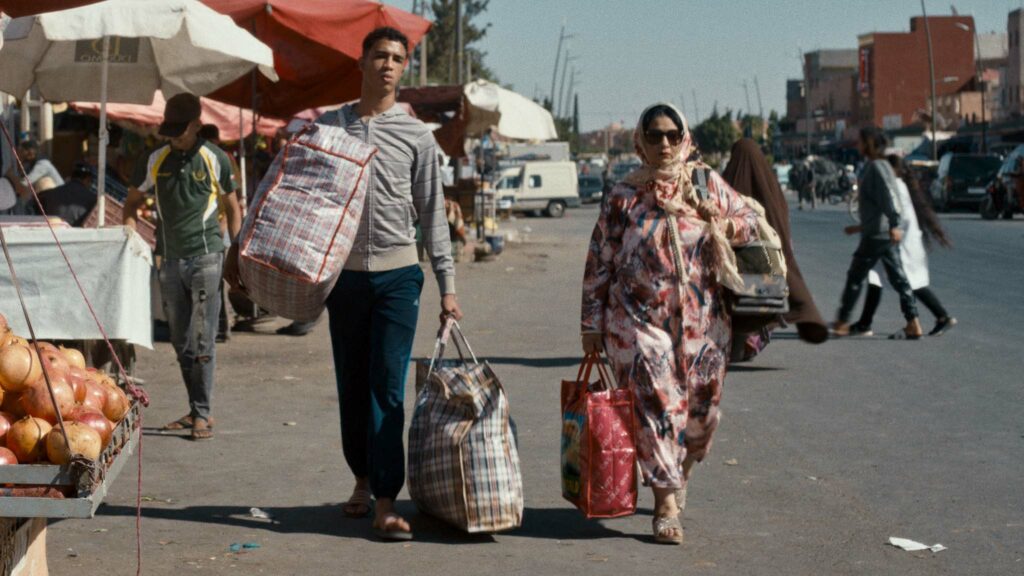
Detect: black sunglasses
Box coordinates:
(643, 129, 683, 146)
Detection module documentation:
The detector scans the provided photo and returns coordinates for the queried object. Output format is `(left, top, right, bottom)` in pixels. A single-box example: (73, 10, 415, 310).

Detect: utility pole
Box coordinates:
(557, 50, 578, 118)
(921, 0, 938, 161)
(455, 0, 464, 85)
(549, 24, 571, 110)
(754, 75, 764, 119)
(800, 48, 812, 155)
(691, 88, 700, 122)
(417, 0, 428, 86)
(742, 80, 753, 118)
(679, 92, 686, 117)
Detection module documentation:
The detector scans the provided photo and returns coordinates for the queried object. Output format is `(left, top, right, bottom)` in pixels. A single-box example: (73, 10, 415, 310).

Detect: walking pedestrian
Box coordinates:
(721, 138, 828, 361)
(847, 154, 956, 337)
(123, 93, 242, 440)
(832, 126, 922, 339)
(227, 27, 461, 541)
(581, 102, 759, 544)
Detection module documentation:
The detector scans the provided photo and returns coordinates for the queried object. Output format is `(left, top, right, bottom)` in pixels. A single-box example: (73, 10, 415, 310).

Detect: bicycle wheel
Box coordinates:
(847, 191, 859, 222)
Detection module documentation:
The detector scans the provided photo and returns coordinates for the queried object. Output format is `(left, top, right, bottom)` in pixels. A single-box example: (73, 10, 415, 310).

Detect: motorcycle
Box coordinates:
(980, 173, 1022, 220)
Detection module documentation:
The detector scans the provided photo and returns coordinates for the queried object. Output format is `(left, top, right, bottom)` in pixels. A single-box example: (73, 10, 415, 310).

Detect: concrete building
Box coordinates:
(857, 16, 976, 130)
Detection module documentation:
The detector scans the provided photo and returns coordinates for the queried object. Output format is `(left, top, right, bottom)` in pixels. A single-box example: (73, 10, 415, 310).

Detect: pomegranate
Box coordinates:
(0, 313, 7, 334)
(0, 344, 42, 393)
(67, 367, 89, 402)
(0, 411, 14, 444)
(6, 416, 51, 463)
(103, 385, 130, 422)
(45, 422, 102, 464)
(80, 379, 107, 412)
(67, 407, 113, 447)
(0, 331, 13, 348)
(37, 346, 70, 377)
(1, 391, 26, 418)
(20, 376, 75, 424)
(59, 346, 87, 370)
(0, 446, 17, 465)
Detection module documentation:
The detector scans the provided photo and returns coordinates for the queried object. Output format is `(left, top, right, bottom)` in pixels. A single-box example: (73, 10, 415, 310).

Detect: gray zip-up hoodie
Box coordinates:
(858, 158, 903, 240)
(318, 103, 455, 294)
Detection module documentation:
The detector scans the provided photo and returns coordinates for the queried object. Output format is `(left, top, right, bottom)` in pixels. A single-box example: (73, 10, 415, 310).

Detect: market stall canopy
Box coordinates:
(0, 0, 278, 103)
(0, 0, 103, 17)
(464, 80, 558, 142)
(398, 85, 465, 158)
(71, 92, 286, 140)
(202, 0, 431, 118)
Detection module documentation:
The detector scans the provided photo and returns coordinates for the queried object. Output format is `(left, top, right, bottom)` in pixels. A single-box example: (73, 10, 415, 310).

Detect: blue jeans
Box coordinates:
(158, 252, 224, 421)
(326, 265, 423, 500)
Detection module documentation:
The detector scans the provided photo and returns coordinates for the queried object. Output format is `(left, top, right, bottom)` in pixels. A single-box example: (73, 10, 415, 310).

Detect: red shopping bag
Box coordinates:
(560, 353, 638, 518)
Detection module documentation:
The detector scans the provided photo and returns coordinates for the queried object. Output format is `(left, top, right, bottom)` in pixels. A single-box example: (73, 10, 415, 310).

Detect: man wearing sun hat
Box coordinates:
(123, 92, 241, 441)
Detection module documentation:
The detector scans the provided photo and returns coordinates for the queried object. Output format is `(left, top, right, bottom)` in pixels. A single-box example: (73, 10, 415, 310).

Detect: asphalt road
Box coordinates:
(47, 196, 1024, 575)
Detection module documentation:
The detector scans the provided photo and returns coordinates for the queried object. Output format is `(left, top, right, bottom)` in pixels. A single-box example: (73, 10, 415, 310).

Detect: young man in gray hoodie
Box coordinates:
(833, 126, 921, 339)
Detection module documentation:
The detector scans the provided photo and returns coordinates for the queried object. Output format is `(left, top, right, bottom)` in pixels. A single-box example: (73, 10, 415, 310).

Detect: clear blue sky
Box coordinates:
(394, 0, 1021, 132)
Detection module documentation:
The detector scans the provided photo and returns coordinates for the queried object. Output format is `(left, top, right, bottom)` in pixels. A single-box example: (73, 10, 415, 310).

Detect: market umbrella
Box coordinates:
(464, 79, 558, 141)
(202, 0, 431, 118)
(0, 0, 277, 224)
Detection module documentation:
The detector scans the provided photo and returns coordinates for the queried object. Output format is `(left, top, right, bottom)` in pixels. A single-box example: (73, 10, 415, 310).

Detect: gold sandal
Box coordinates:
(653, 515, 684, 545)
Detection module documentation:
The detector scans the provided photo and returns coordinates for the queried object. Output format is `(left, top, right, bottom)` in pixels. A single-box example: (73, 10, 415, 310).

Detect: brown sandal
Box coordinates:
(162, 415, 193, 430)
(190, 418, 214, 440)
(342, 488, 373, 518)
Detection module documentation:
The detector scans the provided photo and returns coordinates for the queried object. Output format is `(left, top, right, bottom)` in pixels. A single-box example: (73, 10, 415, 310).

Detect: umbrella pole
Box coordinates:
(238, 107, 247, 213)
(96, 36, 110, 227)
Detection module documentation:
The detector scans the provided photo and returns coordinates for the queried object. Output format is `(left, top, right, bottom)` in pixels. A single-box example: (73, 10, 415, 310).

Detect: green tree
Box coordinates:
(411, 0, 497, 85)
(692, 108, 738, 156)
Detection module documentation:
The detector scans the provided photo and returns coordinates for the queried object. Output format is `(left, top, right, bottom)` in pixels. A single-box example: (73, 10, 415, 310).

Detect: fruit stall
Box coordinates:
(0, 223, 150, 576)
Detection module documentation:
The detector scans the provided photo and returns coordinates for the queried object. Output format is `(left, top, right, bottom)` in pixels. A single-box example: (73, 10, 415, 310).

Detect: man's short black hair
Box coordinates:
(361, 27, 409, 58)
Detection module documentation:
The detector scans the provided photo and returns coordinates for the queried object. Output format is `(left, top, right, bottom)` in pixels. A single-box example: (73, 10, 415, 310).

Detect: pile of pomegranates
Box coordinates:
(0, 313, 130, 466)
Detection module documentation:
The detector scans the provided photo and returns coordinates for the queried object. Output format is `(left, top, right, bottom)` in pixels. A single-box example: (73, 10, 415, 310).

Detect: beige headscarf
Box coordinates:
(623, 102, 744, 292)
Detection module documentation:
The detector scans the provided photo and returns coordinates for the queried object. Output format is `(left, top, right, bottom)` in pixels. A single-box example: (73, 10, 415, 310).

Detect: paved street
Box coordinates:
(47, 197, 1023, 575)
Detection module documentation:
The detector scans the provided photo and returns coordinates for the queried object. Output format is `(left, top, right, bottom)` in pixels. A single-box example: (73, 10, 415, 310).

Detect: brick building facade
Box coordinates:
(857, 16, 976, 130)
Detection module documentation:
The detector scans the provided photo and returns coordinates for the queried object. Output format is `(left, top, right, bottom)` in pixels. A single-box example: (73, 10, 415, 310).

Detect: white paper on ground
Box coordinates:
(888, 537, 947, 553)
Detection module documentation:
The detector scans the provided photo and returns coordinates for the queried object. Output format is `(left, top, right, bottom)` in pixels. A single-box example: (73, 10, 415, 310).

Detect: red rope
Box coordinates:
(0, 121, 145, 575)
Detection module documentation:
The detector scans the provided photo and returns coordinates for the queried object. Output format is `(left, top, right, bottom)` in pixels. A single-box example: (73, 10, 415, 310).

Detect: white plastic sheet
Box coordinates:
(0, 226, 153, 348)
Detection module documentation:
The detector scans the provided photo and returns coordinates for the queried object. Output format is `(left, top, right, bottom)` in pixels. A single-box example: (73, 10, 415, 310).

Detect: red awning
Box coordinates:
(202, 0, 431, 118)
(0, 1, 102, 17)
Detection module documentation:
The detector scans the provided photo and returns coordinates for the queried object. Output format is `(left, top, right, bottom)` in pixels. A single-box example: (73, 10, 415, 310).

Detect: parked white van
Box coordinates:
(494, 161, 580, 218)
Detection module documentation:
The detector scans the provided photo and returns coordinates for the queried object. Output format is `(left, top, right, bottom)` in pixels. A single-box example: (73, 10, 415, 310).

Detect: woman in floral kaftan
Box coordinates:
(581, 103, 758, 544)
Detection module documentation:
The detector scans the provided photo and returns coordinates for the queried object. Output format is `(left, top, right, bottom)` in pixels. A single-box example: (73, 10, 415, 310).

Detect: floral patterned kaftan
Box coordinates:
(581, 172, 758, 489)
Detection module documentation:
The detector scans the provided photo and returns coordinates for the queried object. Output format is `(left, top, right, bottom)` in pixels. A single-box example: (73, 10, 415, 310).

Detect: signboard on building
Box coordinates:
(858, 48, 871, 93)
(882, 114, 903, 130)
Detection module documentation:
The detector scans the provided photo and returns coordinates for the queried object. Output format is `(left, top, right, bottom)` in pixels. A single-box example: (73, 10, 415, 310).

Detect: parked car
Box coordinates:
(578, 174, 604, 203)
(980, 144, 1024, 220)
(928, 153, 1002, 212)
(495, 161, 580, 218)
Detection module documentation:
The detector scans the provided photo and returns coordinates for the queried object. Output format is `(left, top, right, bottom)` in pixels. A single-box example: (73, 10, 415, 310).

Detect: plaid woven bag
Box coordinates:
(408, 319, 524, 533)
(237, 121, 376, 322)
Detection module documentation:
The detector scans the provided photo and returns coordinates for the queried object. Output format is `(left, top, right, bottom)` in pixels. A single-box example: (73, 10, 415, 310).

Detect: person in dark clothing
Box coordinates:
(849, 154, 956, 337)
(833, 127, 922, 339)
(34, 163, 96, 226)
(722, 139, 829, 348)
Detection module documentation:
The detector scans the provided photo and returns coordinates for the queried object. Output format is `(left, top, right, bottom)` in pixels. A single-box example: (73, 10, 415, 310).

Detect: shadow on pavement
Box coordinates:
(95, 504, 645, 543)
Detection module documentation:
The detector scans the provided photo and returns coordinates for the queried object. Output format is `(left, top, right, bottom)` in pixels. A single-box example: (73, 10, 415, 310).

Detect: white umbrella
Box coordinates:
(0, 0, 277, 224)
(464, 79, 558, 141)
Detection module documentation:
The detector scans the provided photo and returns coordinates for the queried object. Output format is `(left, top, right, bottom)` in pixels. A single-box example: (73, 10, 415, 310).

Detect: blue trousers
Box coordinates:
(326, 265, 423, 500)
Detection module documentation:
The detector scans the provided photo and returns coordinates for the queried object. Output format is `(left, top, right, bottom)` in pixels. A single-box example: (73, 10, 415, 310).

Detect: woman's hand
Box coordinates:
(581, 333, 604, 354)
